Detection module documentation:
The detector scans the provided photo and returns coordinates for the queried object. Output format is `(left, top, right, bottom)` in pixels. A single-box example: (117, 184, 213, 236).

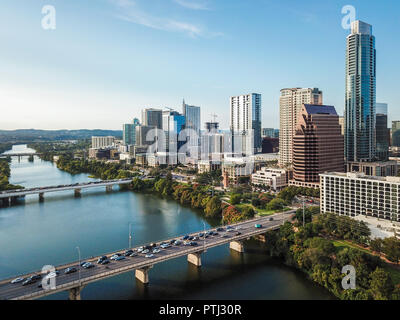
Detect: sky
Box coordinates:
(0, 0, 399, 130)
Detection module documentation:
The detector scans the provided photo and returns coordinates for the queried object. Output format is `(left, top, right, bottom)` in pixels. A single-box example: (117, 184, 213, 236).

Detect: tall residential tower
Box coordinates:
(344, 20, 376, 162)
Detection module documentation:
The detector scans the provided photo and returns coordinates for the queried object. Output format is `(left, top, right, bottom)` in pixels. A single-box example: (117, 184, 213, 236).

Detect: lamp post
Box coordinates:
(129, 223, 133, 249)
(76, 246, 81, 286)
(302, 196, 305, 227)
(203, 221, 206, 252)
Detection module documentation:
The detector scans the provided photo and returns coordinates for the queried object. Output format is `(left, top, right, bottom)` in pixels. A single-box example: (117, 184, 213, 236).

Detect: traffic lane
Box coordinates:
(0, 214, 293, 298)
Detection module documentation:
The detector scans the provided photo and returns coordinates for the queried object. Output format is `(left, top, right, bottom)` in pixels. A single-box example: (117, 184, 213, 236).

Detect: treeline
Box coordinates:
(264, 213, 400, 300)
(0, 143, 13, 155)
(56, 155, 135, 180)
(0, 159, 24, 191)
(278, 185, 320, 200)
(28, 140, 92, 161)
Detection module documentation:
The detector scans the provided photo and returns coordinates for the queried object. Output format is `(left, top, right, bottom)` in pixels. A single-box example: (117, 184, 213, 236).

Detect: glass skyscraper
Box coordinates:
(123, 118, 140, 146)
(344, 20, 376, 162)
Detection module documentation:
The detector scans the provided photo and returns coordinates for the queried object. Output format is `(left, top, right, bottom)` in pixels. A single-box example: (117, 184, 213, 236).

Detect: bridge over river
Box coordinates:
(0, 178, 133, 206)
(0, 211, 294, 300)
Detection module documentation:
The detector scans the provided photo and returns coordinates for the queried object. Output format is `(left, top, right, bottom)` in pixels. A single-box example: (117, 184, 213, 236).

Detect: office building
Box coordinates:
(347, 161, 397, 177)
(320, 172, 400, 223)
(135, 125, 155, 147)
(344, 21, 376, 162)
(279, 88, 323, 167)
(290, 104, 344, 188)
(162, 110, 186, 153)
(376, 103, 389, 161)
(205, 122, 219, 132)
(251, 168, 288, 191)
(182, 100, 201, 146)
(91, 136, 115, 149)
(338, 116, 345, 136)
(262, 137, 279, 154)
(230, 93, 262, 154)
(141, 108, 163, 129)
(123, 118, 140, 146)
(392, 121, 400, 147)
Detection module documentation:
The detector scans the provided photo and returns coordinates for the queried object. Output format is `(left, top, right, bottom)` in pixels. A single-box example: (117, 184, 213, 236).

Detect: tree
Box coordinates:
(230, 193, 241, 205)
(266, 198, 286, 211)
(241, 206, 255, 219)
(369, 238, 383, 256)
(369, 267, 394, 300)
(204, 196, 222, 218)
(383, 237, 400, 263)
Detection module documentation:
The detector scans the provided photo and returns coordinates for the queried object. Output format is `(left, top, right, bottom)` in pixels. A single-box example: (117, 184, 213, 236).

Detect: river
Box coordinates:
(0, 145, 333, 300)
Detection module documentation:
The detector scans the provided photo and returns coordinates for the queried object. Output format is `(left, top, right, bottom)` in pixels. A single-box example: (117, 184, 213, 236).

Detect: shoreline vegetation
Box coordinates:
(0, 143, 24, 191)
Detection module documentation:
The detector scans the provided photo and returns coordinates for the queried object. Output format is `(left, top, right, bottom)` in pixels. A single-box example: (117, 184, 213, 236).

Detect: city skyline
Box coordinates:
(1, 1, 399, 130)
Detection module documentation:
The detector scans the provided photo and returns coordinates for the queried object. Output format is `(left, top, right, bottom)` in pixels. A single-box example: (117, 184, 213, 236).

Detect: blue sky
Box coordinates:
(0, 0, 399, 130)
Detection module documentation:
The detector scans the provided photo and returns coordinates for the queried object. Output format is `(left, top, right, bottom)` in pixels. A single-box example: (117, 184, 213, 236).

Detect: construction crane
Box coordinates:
(210, 113, 218, 122)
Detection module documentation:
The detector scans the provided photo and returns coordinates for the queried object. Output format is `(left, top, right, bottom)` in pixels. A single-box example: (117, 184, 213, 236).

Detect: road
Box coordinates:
(0, 211, 294, 300)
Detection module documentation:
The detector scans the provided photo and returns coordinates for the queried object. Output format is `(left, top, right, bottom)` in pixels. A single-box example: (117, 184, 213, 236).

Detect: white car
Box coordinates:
(11, 277, 25, 284)
(142, 249, 150, 254)
(152, 249, 161, 254)
(145, 254, 154, 258)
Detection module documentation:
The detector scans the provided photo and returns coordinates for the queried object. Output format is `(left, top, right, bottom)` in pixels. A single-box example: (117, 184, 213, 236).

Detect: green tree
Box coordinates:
(204, 196, 222, 218)
(369, 267, 395, 300)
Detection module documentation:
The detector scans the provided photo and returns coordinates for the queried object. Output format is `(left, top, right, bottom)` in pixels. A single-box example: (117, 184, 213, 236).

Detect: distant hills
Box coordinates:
(0, 129, 123, 142)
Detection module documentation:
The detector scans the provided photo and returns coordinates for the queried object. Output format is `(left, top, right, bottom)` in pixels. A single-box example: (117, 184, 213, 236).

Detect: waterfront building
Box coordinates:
(320, 172, 400, 223)
(230, 93, 262, 154)
(347, 161, 398, 177)
(123, 118, 140, 146)
(91, 136, 115, 149)
(290, 104, 344, 189)
(279, 88, 323, 167)
(198, 160, 222, 174)
(182, 100, 201, 147)
(251, 168, 288, 191)
(344, 21, 376, 162)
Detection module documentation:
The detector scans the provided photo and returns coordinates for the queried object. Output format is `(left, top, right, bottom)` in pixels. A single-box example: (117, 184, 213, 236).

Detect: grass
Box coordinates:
(235, 203, 290, 216)
(332, 240, 371, 254)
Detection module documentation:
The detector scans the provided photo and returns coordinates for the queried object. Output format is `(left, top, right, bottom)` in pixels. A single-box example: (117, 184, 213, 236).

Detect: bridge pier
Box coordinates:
(39, 193, 44, 202)
(254, 234, 267, 243)
(68, 286, 84, 300)
(106, 185, 113, 192)
(187, 252, 202, 267)
(10, 196, 18, 205)
(135, 266, 152, 284)
(74, 188, 81, 197)
(229, 241, 244, 253)
(1, 197, 10, 207)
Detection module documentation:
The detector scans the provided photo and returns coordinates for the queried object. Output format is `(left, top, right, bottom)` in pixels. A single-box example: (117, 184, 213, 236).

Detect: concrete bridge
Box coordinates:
(0, 178, 133, 206)
(0, 153, 42, 161)
(0, 211, 294, 300)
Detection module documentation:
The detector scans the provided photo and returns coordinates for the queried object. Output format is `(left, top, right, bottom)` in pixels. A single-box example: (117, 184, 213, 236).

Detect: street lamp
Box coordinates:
(302, 196, 305, 227)
(76, 246, 81, 286)
(129, 222, 133, 249)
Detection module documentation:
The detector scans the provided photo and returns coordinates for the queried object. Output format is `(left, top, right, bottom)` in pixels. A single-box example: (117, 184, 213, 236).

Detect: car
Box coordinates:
(160, 244, 170, 249)
(213, 232, 219, 236)
(152, 249, 161, 254)
(226, 226, 233, 230)
(115, 256, 125, 261)
(97, 256, 108, 264)
(269, 217, 274, 221)
(30, 274, 42, 281)
(137, 247, 144, 252)
(82, 262, 94, 269)
(22, 278, 36, 286)
(124, 250, 133, 256)
(100, 259, 110, 265)
(169, 239, 176, 245)
(236, 231, 242, 236)
(192, 237, 199, 241)
(183, 241, 191, 246)
(174, 240, 182, 245)
(110, 255, 119, 260)
(221, 234, 229, 238)
(198, 233, 204, 237)
(145, 254, 154, 258)
(190, 241, 198, 246)
(217, 227, 224, 232)
(150, 243, 157, 248)
(254, 224, 263, 229)
(46, 271, 59, 278)
(64, 267, 77, 274)
(227, 228, 235, 232)
(182, 235, 189, 240)
(11, 277, 25, 284)
(129, 252, 138, 257)
(80, 261, 88, 267)
(188, 236, 194, 241)
(142, 249, 150, 254)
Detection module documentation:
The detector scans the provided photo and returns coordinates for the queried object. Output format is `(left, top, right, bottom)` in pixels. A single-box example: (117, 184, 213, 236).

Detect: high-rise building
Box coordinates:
(230, 93, 262, 154)
(262, 128, 275, 138)
(141, 108, 163, 129)
(376, 103, 389, 161)
(344, 20, 376, 162)
(135, 125, 155, 147)
(279, 88, 323, 167)
(338, 116, 345, 136)
(91, 136, 115, 149)
(123, 118, 140, 146)
(205, 122, 219, 132)
(162, 111, 186, 153)
(182, 100, 201, 147)
(290, 104, 344, 188)
(392, 121, 400, 147)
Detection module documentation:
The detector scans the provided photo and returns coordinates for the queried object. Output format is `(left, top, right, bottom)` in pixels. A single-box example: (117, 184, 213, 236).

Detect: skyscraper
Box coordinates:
(182, 100, 201, 147)
(376, 103, 389, 161)
(291, 104, 344, 188)
(123, 118, 140, 146)
(162, 111, 186, 153)
(141, 108, 163, 129)
(279, 88, 323, 167)
(344, 20, 376, 162)
(230, 93, 261, 154)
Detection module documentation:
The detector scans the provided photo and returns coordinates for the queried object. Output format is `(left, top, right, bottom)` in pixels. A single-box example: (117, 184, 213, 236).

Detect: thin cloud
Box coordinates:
(173, 0, 210, 11)
(110, 0, 220, 38)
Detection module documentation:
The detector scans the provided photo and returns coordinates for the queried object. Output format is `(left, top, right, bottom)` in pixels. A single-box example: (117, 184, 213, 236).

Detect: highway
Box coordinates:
(0, 211, 294, 300)
(0, 178, 133, 199)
